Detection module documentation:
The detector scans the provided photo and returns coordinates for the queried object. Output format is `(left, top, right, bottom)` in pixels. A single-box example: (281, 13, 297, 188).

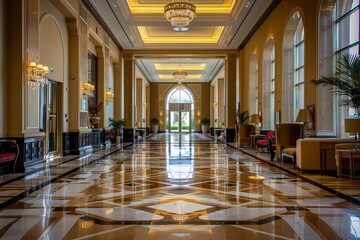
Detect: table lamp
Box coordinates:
(296, 109, 313, 131)
(345, 118, 360, 151)
(250, 114, 261, 135)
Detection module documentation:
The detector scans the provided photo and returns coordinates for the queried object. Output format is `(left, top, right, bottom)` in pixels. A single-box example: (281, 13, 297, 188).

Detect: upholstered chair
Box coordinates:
(275, 124, 304, 160)
(238, 124, 254, 147)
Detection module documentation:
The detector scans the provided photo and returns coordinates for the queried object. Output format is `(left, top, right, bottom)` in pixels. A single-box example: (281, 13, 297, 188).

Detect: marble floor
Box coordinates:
(0, 133, 360, 239)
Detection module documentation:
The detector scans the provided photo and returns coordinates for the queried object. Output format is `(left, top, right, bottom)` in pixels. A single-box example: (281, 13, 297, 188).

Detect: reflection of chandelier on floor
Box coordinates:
(164, 0, 196, 32)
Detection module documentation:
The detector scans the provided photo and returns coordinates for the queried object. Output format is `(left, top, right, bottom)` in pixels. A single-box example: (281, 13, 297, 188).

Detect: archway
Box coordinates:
(166, 87, 194, 133)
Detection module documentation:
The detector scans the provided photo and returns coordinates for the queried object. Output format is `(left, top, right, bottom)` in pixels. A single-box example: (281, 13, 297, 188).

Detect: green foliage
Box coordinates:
(150, 117, 159, 125)
(312, 54, 360, 116)
(236, 110, 250, 124)
(109, 118, 125, 135)
(201, 117, 210, 125)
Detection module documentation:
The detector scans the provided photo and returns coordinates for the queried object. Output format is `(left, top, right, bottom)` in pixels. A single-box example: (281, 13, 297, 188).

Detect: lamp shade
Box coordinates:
(250, 114, 261, 124)
(295, 109, 313, 123)
(345, 118, 360, 133)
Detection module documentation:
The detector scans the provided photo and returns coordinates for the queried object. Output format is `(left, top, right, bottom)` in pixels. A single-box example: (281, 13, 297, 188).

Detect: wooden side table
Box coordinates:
(335, 149, 360, 179)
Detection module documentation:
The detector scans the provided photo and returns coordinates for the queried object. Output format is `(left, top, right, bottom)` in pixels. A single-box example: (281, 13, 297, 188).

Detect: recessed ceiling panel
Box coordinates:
(127, 0, 235, 14)
(138, 26, 223, 44)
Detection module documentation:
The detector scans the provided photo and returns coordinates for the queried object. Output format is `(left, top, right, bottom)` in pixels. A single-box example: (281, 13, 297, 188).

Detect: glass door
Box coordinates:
(169, 111, 191, 133)
(180, 111, 191, 132)
(40, 81, 59, 156)
(170, 111, 180, 132)
(47, 82, 59, 154)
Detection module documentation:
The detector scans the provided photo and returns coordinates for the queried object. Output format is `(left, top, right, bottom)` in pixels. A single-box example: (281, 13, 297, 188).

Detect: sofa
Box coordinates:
(296, 138, 355, 171)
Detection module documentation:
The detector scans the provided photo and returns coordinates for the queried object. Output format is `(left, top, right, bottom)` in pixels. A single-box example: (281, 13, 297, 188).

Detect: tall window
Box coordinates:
(250, 53, 258, 114)
(283, 12, 304, 122)
(294, 17, 305, 118)
(318, 0, 359, 136)
(271, 46, 275, 128)
(262, 38, 275, 129)
(107, 64, 114, 126)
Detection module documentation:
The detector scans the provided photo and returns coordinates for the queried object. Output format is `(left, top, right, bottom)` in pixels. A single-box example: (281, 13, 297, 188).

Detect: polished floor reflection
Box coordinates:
(0, 133, 360, 239)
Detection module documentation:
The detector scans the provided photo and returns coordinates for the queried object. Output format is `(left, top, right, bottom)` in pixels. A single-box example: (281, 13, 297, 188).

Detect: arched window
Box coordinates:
(249, 53, 258, 114)
(283, 11, 304, 122)
(166, 87, 194, 132)
(262, 38, 275, 129)
(318, 0, 359, 136)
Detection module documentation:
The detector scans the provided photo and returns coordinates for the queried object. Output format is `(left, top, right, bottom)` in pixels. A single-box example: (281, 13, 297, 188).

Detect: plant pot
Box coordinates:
(202, 125, 209, 134)
(89, 116, 100, 128)
(151, 125, 159, 134)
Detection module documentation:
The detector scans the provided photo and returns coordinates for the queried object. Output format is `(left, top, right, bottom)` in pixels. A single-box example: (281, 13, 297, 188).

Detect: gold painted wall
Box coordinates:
(240, 0, 320, 124)
(0, 0, 5, 137)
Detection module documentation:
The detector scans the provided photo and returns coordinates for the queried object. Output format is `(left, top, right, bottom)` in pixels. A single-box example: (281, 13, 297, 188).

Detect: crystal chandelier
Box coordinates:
(164, 0, 196, 32)
(173, 70, 187, 81)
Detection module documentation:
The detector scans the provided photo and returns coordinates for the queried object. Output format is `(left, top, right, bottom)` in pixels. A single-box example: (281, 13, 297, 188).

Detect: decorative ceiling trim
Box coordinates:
(238, 0, 282, 49)
(82, 0, 123, 50)
(126, 0, 235, 14)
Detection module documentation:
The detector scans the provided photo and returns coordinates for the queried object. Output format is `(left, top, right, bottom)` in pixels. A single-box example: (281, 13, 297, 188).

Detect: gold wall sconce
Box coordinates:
(27, 61, 50, 85)
(105, 89, 114, 102)
(213, 102, 218, 107)
(82, 82, 95, 96)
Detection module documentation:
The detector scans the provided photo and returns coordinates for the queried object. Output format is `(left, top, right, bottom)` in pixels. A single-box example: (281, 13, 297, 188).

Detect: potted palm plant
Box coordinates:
(109, 118, 125, 143)
(312, 54, 360, 116)
(201, 117, 210, 134)
(235, 110, 250, 125)
(150, 117, 160, 134)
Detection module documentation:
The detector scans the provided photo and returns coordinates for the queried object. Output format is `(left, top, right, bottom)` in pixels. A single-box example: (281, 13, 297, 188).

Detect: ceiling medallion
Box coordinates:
(164, 0, 196, 32)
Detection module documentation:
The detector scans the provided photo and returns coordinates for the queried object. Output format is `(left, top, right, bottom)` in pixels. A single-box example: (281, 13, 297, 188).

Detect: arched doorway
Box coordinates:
(166, 87, 194, 133)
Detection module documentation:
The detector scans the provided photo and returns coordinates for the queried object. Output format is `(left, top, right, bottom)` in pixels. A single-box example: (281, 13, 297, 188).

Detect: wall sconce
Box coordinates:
(197, 111, 200, 117)
(105, 89, 114, 102)
(82, 82, 95, 96)
(159, 111, 163, 117)
(213, 102, 218, 107)
(143, 102, 147, 107)
(27, 61, 49, 85)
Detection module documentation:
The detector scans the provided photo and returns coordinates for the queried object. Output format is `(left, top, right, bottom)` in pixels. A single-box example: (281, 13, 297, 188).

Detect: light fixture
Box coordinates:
(345, 118, 360, 151)
(27, 61, 50, 85)
(175, 82, 185, 90)
(105, 89, 114, 102)
(82, 82, 95, 96)
(213, 102, 218, 107)
(295, 109, 313, 130)
(250, 114, 261, 135)
(164, 0, 196, 32)
(173, 70, 187, 81)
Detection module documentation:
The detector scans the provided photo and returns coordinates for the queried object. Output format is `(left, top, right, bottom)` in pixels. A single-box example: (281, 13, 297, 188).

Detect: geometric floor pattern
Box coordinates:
(0, 133, 359, 239)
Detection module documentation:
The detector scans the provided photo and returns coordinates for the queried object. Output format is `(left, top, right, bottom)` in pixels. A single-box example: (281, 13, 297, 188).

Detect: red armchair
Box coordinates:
(256, 131, 275, 152)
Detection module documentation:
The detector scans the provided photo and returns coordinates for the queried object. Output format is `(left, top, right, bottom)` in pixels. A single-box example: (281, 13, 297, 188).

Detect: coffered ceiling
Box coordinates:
(85, 0, 277, 82)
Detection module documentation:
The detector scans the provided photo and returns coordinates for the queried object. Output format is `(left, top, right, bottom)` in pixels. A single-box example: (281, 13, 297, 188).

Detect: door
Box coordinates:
(169, 111, 191, 133)
(40, 81, 59, 156)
